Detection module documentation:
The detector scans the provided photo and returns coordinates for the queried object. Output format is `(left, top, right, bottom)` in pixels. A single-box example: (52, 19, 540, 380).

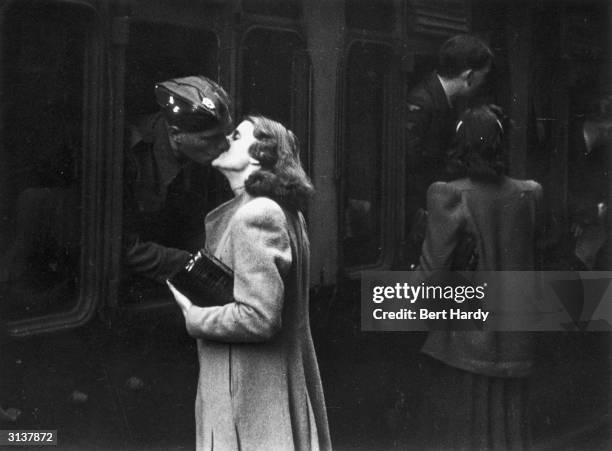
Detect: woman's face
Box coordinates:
(212, 120, 258, 171)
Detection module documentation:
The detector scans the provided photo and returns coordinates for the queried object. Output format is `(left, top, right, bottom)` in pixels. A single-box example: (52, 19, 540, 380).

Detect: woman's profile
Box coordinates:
(168, 115, 331, 451)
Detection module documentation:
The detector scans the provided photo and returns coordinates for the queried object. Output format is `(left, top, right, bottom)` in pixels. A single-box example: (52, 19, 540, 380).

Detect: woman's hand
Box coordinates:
(166, 280, 193, 315)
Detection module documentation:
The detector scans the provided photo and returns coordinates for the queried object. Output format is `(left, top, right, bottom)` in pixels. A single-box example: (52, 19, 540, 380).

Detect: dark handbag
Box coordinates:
(169, 248, 234, 307)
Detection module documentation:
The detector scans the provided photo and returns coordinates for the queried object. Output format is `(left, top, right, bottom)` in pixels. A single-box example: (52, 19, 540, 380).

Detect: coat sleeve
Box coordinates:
(123, 233, 192, 283)
(184, 198, 292, 342)
(418, 182, 466, 274)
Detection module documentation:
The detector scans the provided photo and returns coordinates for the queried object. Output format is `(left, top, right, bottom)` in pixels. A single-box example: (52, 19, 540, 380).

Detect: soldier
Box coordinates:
(123, 76, 233, 282)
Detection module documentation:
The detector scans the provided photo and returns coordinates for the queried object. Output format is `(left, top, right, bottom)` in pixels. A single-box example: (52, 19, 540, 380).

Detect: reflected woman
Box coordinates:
(168, 116, 331, 451)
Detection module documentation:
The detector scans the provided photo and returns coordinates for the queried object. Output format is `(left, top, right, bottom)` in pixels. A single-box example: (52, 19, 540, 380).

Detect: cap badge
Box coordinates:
(201, 97, 215, 110)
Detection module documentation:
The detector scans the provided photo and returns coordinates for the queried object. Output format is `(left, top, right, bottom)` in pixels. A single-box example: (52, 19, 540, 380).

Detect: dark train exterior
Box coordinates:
(0, 0, 610, 449)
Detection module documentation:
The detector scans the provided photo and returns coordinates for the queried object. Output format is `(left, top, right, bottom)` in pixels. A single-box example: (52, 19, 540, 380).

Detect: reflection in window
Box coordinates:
(342, 43, 392, 267)
(241, 28, 310, 171)
(0, 3, 88, 320)
(121, 24, 226, 304)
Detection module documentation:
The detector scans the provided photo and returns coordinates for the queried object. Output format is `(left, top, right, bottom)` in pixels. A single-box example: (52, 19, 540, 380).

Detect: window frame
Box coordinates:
(1, 0, 104, 338)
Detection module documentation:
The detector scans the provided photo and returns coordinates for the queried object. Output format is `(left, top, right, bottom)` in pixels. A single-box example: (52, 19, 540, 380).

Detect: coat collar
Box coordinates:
(205, 190, 253, 254)
(428, 72, 453, 110)
(435, 73, 453, 108)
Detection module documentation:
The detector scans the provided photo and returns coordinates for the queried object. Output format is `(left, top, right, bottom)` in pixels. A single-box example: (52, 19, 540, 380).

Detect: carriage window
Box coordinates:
(0, 2, 91, 322)
(342, 43, 392, 267)
(121, 24, 226, 305)
(241, 28, 311, 171)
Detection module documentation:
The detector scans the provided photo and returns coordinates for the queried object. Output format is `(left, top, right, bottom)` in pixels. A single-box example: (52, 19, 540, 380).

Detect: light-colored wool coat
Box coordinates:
(184, 191, 331, 451)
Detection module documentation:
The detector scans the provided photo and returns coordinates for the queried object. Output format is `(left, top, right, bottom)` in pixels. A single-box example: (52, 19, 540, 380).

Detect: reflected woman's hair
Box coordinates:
(244, 115, 314, 210)
(447, 105, 508, 182)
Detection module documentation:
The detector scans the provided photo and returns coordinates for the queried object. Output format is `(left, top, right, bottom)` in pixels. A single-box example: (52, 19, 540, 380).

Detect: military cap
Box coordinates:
(155, 75, 232, 133)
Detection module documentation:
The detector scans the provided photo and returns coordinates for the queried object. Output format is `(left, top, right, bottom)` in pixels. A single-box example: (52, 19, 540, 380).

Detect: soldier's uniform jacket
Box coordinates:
(122, 112, 195, 282)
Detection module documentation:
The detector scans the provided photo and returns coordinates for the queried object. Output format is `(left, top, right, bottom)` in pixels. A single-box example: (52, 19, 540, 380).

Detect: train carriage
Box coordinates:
(0, 0, 609, 449)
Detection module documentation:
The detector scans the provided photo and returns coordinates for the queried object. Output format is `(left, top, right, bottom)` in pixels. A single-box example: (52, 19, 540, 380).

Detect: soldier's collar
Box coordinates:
(436, 73, 453, 108)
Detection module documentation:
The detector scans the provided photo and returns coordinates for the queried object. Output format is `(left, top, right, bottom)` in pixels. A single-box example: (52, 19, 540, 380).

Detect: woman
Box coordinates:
(167, 115, 331, 451)
(417, 105, 543, 450)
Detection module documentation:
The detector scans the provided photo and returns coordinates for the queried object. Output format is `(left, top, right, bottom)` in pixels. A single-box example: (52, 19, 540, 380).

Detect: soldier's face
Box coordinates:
(172, 128, 230, 165)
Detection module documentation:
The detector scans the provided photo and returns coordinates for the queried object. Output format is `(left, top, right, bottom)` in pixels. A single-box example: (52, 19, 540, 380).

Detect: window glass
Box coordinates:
(121, 23, 227, 304)
(342, 42, 392, 267)
(241, 28, 310, 171)
(0, 2, 89, 321)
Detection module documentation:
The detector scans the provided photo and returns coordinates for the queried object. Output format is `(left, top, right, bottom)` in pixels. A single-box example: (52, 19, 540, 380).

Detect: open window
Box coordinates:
(0, 0, 100, 336)
(119, 22, 227, 308)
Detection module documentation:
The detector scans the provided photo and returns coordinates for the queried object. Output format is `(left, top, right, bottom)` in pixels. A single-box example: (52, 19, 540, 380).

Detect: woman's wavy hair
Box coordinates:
(446, 105, 509, 182)
(244, 115, 314, 211)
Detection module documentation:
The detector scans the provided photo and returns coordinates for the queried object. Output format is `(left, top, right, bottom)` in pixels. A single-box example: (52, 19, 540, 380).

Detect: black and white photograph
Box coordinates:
(0, 0, 610, 449)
